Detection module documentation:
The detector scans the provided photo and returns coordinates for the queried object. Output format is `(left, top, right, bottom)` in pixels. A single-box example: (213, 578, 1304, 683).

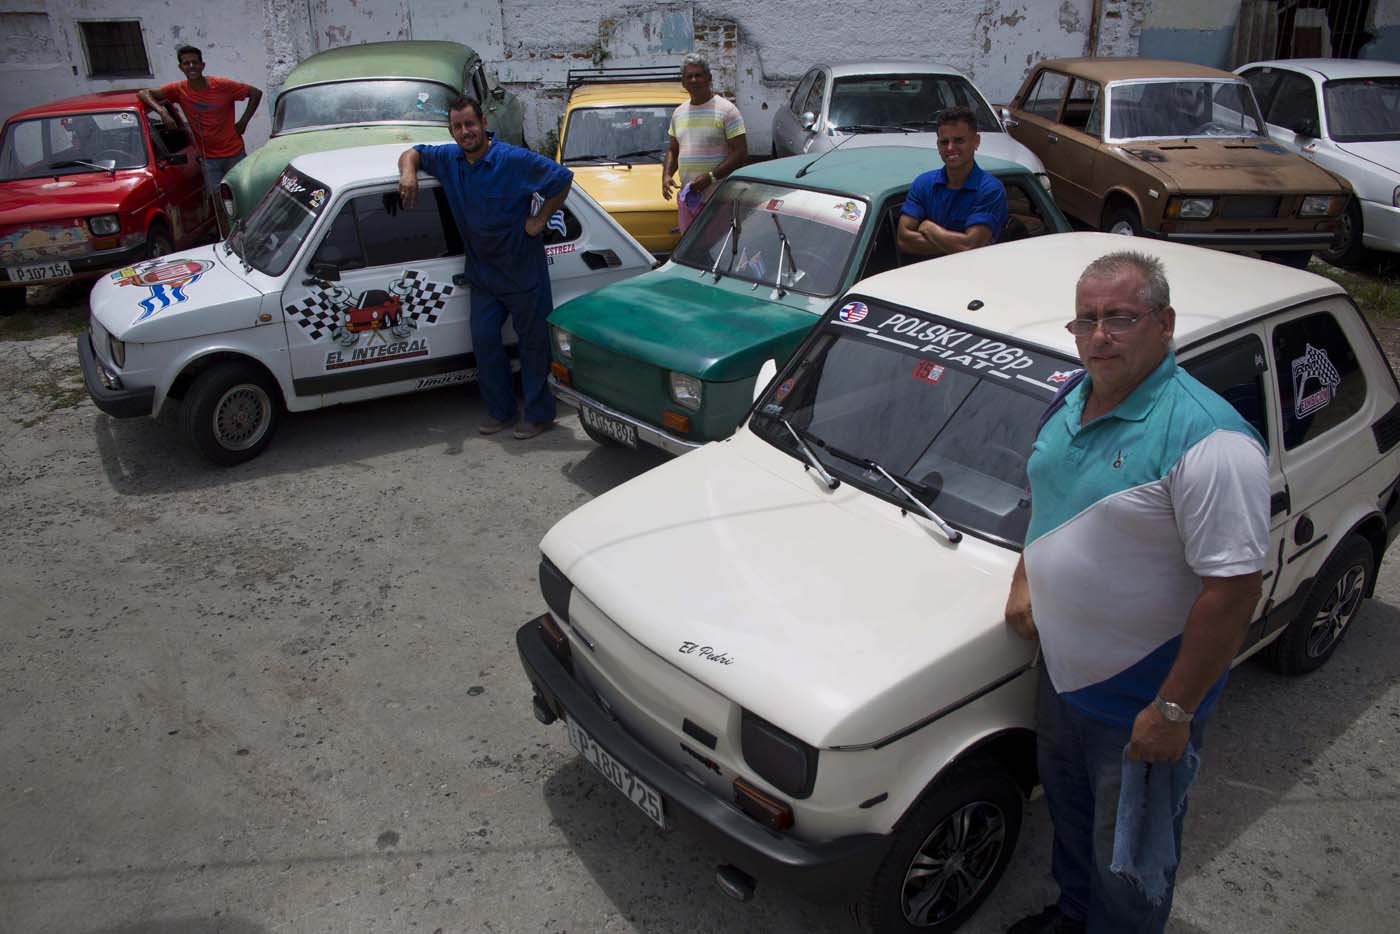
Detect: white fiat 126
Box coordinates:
(516, 233, 1400, 932)
(79, 143, 652, 465)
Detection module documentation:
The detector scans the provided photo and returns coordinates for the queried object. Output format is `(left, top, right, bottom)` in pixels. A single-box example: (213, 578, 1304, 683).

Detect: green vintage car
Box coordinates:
(548, 146, 1071, 454)
(220, 40, 524, 221)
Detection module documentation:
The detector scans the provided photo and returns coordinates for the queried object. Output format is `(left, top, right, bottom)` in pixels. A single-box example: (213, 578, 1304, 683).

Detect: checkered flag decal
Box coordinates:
(398, 270, 454, 325)
(285, 289, 340, 341)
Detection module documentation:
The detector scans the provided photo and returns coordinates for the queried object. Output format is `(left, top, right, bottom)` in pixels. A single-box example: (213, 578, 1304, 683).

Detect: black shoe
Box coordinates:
(1006, 904, 1086, 934)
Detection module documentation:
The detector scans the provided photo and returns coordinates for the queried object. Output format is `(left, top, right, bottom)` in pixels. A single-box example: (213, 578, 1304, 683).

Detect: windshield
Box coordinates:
(829, 74, 999, 132)
(561, 104, 678, 162)
(1108, 80, 1265, 139)
(751, 298, 1079, 545)
(230, 167, 330, 276)
(273, 80, 460, 133)
(1324, 77, 1400, 142)
(0, 112, 146, 180)
(671, 181, 866, 296)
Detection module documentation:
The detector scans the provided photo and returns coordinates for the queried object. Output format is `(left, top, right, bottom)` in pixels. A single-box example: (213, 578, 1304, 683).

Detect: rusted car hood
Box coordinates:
(1119, 139, 1346, 192)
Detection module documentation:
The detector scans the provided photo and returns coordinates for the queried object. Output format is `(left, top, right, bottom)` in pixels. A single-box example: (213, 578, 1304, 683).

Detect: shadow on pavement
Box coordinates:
(82, 917, 266, 934)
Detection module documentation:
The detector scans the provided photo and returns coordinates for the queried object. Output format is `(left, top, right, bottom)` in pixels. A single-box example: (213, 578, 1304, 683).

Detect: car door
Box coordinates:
(1037, 77, 1103, 224)
(797, 70, 829, 153)
(144, 110, 210, 244)
(1259, 69, 1324, 151)
(775, 69, 819, 156)
(1008, 70, 1073, 209)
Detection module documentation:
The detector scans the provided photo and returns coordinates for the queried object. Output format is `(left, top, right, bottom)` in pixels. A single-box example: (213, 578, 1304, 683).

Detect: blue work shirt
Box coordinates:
(901, 162, 1008, 241)
(414, 136, 573, 297)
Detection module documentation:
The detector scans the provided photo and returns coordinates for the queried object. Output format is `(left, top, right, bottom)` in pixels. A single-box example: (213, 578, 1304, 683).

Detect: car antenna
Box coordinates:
(795, 127, 860, 178)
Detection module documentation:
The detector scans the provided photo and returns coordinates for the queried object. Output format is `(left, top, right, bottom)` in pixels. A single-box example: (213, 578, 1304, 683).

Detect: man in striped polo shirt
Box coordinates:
(662, 53, 748, 232)
(1004, 251, 1269, 934)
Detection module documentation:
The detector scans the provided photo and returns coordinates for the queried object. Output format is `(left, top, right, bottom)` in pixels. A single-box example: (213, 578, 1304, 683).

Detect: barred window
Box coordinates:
(78, 21, 151, 79)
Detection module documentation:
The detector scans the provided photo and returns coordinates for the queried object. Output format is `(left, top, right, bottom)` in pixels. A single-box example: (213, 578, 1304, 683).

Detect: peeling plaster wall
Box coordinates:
(1362, 0, 1400, 61)
(1139, 0, 1241, 67)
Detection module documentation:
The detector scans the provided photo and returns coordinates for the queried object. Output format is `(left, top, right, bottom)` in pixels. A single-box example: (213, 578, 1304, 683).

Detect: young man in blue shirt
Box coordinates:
(398, 97, 572, 439)
(897, 105, 1008, 255)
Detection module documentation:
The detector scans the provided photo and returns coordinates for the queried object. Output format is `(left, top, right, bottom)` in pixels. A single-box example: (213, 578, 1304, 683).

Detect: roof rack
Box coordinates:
(567, 66, 679, 88)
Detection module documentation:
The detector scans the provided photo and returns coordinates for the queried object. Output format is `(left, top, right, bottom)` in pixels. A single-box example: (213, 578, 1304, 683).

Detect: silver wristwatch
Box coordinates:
(1153, 696, 1194, 723)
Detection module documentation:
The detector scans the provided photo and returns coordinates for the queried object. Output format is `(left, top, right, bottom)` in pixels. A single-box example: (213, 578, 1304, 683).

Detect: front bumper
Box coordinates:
(78, 331, 154, 418)
(1, 240, 151, 287)
(1154, 229, 1332, 252)
(516, 617, 889, 904)
(550, 375, 701, 456)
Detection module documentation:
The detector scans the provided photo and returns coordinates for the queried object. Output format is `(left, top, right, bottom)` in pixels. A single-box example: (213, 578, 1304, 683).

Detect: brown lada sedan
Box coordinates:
(1006, 58, 1351, 267)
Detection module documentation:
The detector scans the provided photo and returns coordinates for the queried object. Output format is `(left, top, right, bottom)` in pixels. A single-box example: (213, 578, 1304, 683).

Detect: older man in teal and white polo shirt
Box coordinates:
(661, 53, 747, 233)
(1003, 251, 1270, 934)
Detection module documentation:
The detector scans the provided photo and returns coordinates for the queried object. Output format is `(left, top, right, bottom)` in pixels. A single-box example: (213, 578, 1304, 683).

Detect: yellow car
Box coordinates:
(556, 69, 689, 256)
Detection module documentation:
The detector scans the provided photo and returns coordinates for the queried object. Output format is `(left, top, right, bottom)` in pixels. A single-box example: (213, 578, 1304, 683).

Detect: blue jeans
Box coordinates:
(201, 150, 245, 194)
(1036, 660, 1207, 934)
(470, 286, 555, 424)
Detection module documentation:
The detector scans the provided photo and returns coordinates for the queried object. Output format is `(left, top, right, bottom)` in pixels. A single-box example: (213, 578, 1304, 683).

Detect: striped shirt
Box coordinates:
(668, 96, 746, 186)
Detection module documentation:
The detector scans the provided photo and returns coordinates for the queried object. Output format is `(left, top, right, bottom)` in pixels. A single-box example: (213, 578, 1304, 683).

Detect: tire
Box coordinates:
(1319, 199, 1367, 268)
(146, 226, 174, 261)
(1264, 534, 1374, 676)
(580, 417, 623, 448)
(180, 361, 281, 466)
(1262, 251, 1312, 270)
(1102, 205, 1142, 237)
(855, 759, 1022, 934)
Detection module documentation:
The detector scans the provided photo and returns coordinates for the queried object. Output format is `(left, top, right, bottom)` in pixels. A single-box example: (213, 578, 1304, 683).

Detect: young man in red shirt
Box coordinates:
(139, 45, 262, 230)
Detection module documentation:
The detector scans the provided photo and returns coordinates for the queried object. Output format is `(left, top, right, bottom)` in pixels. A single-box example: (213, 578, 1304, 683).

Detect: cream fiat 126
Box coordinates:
(79, 143, 652, 465)
(517, 232, 1400, 932)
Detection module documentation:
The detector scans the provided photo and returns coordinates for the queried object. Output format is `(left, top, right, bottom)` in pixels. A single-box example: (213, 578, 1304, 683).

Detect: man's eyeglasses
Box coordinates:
(1065, 311, 1157, 337)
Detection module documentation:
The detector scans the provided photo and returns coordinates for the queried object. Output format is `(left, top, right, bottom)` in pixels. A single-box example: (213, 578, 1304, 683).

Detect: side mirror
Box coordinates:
(491, 85, 506, 101)
(1292, 117, 1318, 139)
(306, 260, 340, 282)
(753, 359, 778, 403)
(997, 105, 1019, 129)
(800, 111, 817, 131)
(161, 153, 189, 166)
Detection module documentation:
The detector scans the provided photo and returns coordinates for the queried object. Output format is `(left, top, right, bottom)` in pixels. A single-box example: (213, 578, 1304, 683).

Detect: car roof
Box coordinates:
(1037, 57, 1242, 84)
(1240, 58, 1400, 81)
(852, 232, 1346, 357)
(6, 89, 145, 121)
(825, 61, 971, 79)
(734, 145, 1025, 199)
(282, 40, 473, 91)
(566, 81, 690, 109)
(286, 142, 434, 188)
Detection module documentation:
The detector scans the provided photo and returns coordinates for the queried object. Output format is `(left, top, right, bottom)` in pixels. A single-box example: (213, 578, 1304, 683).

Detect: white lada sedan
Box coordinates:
(516, 232, 1400, 933)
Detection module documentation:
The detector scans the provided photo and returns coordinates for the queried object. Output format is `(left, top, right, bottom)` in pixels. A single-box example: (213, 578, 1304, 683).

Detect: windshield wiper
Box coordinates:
(834, 124, 910, 134)
(897, 120, 942, 130)
(708, 200, 741, 282)
(771, 213, 799, 297)
(47, 158, 116, 175)
(779, 417, 839, 490)
(615, 147, 666, 161)
(565, 153, 620, 163)
(824, 445, 962, 543)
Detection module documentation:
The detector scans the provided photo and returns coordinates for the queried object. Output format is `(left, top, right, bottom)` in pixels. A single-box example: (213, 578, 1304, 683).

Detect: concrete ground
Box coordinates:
(1, 327, 1398, 934)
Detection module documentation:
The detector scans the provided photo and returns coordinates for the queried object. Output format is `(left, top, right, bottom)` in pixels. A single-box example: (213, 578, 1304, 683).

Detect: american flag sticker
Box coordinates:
(838, 301, 868, 324)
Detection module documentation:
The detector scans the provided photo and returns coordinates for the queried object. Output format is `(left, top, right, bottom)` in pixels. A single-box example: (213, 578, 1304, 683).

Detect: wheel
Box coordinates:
(1319, 199, 1367, 268)
(1262, 251, 1312, 269)
(855, 759, 1022, 934)
(1264, 534, 1374, 675)
(146, 227, 174, 260)
(580, 417, 623, 448)
(180, 362, 281, 466)
(1101, 205, 1142, 237)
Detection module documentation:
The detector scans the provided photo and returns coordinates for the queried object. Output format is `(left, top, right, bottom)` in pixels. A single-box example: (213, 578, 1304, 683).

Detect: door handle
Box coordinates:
(1047, 133, 1059, 143)
(452, 273, 469, 287)
(1270, 488, 1290, 517)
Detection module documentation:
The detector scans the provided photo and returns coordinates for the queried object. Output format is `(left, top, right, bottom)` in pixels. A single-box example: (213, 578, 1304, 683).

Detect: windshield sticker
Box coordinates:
(274, 168, 329, 215)
(758, 189, 867, 232)
(284, 269, 455, 369)
(1048, 369, 1083, 384)
(116, 112, 136, 124)
(774, 377, 795, 401)
(835, 200, 862, 223)
(838, 301, 868, 324)
(913, 360, 945, 385)
(1292, 343, 1342, 418)
(308, 188, 326, 210)
(111, 258, 213, 323)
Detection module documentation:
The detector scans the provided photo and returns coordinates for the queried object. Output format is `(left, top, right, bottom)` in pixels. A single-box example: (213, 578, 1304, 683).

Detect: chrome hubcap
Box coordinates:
(901, 801, 1006, 926)
(1108, 220, 1136, 236)
(1305, 564, 1366, 658)
(213, 384, 271, 451)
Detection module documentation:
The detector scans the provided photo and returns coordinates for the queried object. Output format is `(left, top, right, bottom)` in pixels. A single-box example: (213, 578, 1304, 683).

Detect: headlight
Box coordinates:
(552, 326, 573, 360)
(669, 371, 702, 410)
(88, 214, 121, 236)
(107, 334, 126, 368)
(1168, 197, 1215, 219)
(741, 711, 818, 798)
(1299, 194, 1338, 217)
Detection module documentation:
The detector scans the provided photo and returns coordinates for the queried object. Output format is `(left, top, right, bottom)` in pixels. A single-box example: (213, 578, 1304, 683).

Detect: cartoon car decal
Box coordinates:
(110, 257, 214, 322)
(1292, 343, 1342, 419)
(284, 269, 454, 350)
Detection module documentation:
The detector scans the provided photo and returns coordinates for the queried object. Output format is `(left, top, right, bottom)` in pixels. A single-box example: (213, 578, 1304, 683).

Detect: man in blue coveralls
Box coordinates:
(398, 96, 573, 439)
(896, 105, 1008, 256)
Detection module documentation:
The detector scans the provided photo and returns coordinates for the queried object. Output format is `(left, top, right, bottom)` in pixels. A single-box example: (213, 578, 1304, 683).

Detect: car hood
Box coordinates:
(841, 130, 1047, 174)
(0, 172, 151, 225)
(1334, 140, 1400, 176)
(88, 244, 265, 342)
(568, 163, 670, 213)
(1120, 138, 1346, 191)
(542, 433, 1032, 747)
(549, 266, 820, 381)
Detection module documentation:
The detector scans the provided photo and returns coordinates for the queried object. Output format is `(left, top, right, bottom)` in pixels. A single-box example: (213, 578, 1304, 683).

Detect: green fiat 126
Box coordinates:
(546, 145, 1070, 455)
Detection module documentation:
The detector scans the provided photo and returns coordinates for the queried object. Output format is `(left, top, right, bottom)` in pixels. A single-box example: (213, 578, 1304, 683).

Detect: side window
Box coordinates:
(1267, 72, 1320, 134)
(470, 64, 489, 104)
(146, 110, 189, 154)
(861, 197, 907, 278)
(1062, 79, 1101, 133)
(791, 71, 818, 115)
(315, 188, 463, 271)
(312, 204, 365, 270)
(541, 204, 583, 246)
(1181, 334, 1272, 452)
(1271, 310, 1366, 450)
(1241, 68, 1280, 117)
(1000, 178, 1055, 241)
(1022, 70, 1070, 120)
(802, 74, 826, 121)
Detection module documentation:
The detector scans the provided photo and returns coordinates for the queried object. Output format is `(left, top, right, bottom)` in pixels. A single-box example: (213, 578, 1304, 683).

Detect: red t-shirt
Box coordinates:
(160, 76, 252, 158)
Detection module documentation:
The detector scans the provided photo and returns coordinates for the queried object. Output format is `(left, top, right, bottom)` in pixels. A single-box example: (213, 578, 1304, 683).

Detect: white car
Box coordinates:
(769, 61, 1047, 177)
(1236, 58, 1400, 265)
(517, 233, 1400, 932)
(78, 143, 653, 465)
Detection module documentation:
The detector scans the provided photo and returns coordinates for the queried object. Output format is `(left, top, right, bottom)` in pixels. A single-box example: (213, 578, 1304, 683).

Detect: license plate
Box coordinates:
(580, 404, 638, 448)
(566, 715, 666, 828)
(6, 261, 73, 283)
